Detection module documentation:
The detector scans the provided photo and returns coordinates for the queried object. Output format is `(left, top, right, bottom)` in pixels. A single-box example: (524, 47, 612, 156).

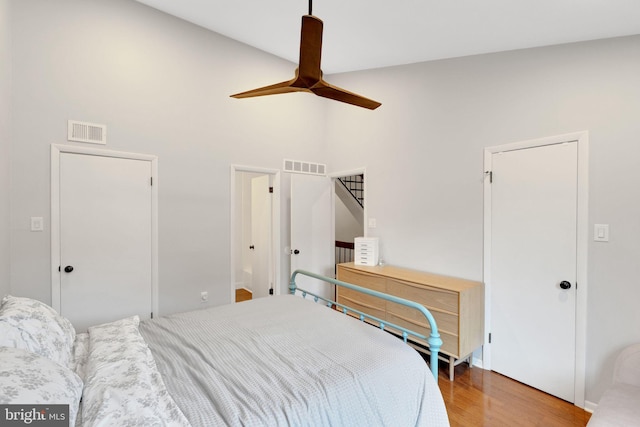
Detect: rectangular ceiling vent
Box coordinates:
(68, 120, 107, 145)
(283, 159, 326, 176)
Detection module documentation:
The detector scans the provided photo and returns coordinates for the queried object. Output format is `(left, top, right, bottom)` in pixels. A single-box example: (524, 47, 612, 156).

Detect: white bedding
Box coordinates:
(80, 316, 190, 427)
(139, 295, 450, 427)
(1, 293, 449, 426)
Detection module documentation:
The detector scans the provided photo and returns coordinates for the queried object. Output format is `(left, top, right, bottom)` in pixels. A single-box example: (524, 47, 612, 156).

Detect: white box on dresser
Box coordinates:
(354, 237, 379, 266)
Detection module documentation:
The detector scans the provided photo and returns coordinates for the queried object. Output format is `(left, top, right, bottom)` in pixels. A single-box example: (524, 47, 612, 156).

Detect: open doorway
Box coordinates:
(332, 169, 366, 275)
(287, 168, 365, 302)
(230, 166, 281, 303)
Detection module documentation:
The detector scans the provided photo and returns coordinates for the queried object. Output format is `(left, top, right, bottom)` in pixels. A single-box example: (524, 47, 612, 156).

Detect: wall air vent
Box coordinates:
(283, 159, 326, 176)
(67, 120, 107, 145)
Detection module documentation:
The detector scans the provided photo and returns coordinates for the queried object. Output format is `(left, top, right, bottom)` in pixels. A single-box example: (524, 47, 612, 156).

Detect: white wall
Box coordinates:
(324, 35, 640, 404)
(335, 182, 363, 242)
(9, 0, 327, 313)
(0, 0, 11, 297)
(334, 196, 361, 242)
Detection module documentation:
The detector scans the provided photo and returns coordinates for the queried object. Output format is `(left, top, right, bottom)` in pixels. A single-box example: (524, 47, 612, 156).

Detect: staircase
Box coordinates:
(337, 174, 364, 207)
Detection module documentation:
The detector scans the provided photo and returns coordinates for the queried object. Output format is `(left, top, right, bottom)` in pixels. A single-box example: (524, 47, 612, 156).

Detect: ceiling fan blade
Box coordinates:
(230, 77, 307, 99)
(298, 15, 323, 84)
(311, 79, 382, 110)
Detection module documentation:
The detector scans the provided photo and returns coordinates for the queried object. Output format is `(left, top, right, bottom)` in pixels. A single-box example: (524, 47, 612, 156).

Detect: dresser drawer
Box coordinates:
(338, 268, 386, 291)
(386, 317, 460, 357)
(386, 303, 459, 336)
(337, 286, 385, 311)
(337, 292, 386, 321)
(387, 278, 458, 314)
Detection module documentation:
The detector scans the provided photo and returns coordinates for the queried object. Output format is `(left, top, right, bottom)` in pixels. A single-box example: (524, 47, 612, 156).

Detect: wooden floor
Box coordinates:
(438, 362, 592, 427)
(235, 288, 252, 303)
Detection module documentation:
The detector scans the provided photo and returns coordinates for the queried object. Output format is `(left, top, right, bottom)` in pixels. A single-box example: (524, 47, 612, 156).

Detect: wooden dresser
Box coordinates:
(336, 262, 484, 380)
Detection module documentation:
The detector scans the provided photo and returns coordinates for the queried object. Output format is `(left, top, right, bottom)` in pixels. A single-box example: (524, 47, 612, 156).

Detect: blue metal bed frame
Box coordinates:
(289, 269, 443, 381)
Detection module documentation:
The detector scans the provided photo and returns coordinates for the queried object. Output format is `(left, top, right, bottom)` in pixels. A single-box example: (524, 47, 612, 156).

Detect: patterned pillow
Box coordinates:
(0, 347, 83, 426)
(71, 332, 90, 381)
(82, 316, 190, 426)
(0, 295, 76, 369)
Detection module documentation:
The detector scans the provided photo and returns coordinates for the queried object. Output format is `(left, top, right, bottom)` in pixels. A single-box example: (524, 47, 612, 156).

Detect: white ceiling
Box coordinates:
(135, 0, 640, 74)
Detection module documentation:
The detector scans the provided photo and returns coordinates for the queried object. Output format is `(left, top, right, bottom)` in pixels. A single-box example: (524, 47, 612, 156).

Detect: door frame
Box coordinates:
(482, 131, 589, 408)
(50, 144, 159, 316)
(230, 165, 281, 302)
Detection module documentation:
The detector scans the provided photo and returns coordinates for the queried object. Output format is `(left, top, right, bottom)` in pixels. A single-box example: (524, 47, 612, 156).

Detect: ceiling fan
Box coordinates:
(230, 1, 381, 110)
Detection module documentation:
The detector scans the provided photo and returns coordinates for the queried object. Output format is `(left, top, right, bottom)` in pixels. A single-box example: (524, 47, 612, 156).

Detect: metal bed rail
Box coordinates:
(289, 269, 443, 380)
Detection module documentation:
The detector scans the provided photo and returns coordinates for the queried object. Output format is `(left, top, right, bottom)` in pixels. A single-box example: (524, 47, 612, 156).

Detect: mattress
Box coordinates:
(139, 295, 450, 426)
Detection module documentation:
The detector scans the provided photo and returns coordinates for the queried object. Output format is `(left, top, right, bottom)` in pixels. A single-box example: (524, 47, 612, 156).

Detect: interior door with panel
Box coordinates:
(57, 152, 154, 332)
(250, 174, 272, 299)
(490, 141, 578, 402)
(290, 174, 334, 300)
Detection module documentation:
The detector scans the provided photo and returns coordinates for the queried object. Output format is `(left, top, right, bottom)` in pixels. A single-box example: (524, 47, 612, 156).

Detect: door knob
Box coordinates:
(559, 280, 571, 290)
(64, 265, 74, 273)
(293, 249, 300, 255)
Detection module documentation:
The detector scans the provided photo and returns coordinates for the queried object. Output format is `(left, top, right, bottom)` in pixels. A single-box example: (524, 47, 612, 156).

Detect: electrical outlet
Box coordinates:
(200, 291, 208, 303)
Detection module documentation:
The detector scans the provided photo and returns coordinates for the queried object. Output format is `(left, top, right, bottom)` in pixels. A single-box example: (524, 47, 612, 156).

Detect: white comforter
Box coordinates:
(139, 295, 450, 427)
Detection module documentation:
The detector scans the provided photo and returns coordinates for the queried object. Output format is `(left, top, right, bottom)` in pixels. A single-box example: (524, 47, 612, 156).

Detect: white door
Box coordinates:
(58, 152, 153, 332)
(251, 175, 272, 299)
(490, 141, 578, 402)
(290, 174, 334, 300)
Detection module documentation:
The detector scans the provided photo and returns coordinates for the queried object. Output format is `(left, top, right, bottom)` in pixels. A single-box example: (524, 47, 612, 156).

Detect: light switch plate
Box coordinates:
(594, 224, 609, 242)
(30, 217, 44, 232)
(368, 218, 377, 228)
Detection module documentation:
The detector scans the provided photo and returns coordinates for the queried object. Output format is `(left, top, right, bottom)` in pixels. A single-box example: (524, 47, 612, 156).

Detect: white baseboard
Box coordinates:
(584, 400, 597, 413)
(471, 356, 484, 369)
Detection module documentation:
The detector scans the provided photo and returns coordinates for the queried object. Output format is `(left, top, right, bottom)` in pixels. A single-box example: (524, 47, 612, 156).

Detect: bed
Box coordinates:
(0, 270, 449, 427)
